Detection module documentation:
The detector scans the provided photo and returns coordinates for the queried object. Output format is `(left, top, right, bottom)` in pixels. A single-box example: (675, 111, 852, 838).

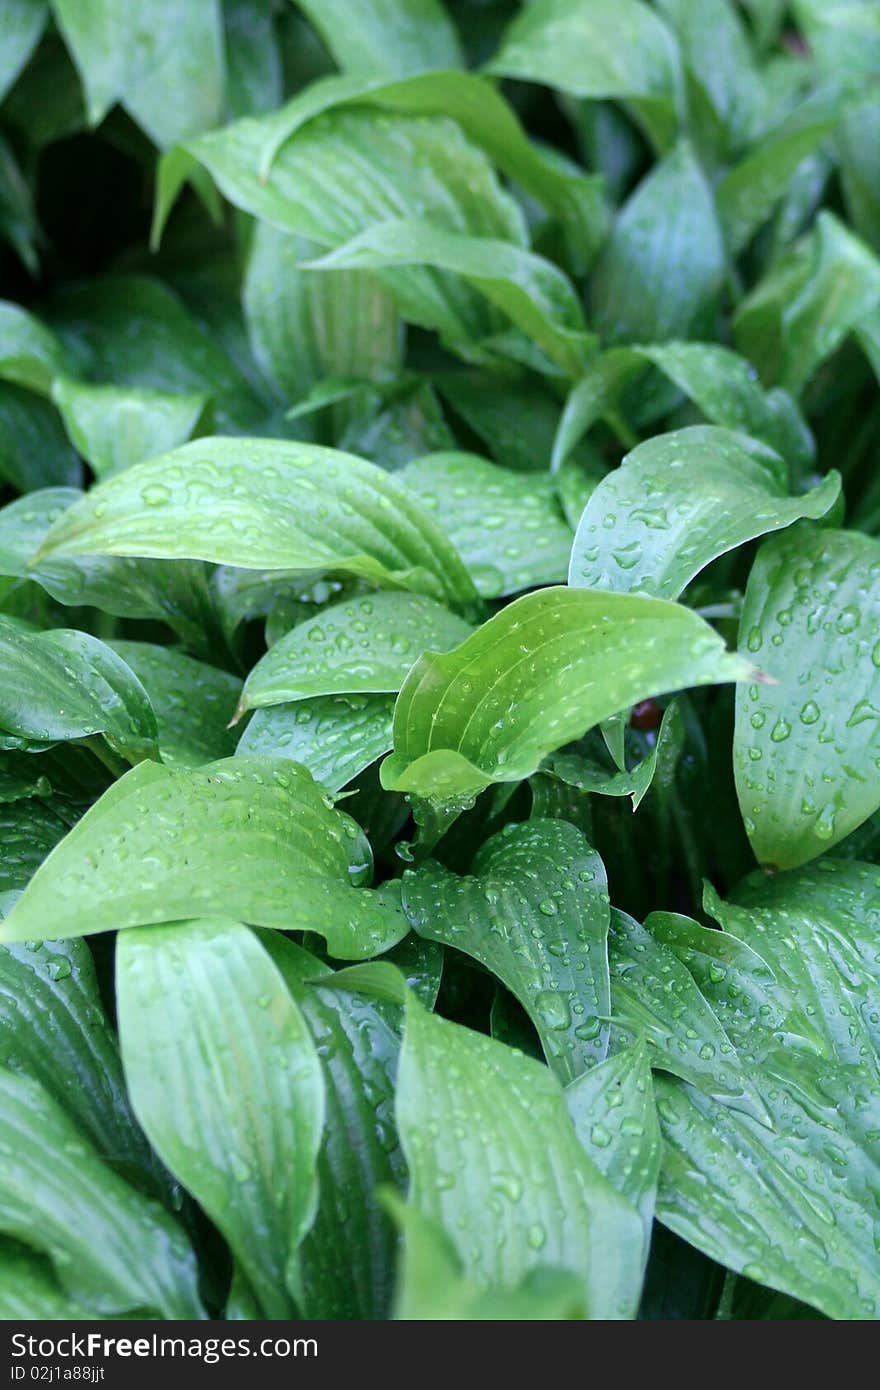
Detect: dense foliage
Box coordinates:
(0, 0, 879, 1322)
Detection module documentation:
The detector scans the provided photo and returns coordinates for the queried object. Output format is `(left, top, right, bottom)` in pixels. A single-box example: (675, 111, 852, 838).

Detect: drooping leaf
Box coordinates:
(51, 377, 209, 480)
(266, 935, 404, 1320)
(402, 820, 611, 1082)
(236, 695, 394, 793)
(381, 586, 753, 806)
(0, 757, 408, 958)
(734, 525, 880, 869)
(117, 918, 324, 1319)
(401, 452, 574, 598)
(239, 591, 472, 715)
(487, 0, 682, 151)
(568, 425, 839, 600)
(108, 641, 241, 769)
(0, 1067, 203, 1317)
(0, 615, 158, 762)
(590, 142, 725, 345)
(35, 437, 479, 613)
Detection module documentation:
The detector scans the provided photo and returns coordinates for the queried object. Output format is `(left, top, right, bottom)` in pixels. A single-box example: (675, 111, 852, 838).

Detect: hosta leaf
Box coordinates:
(0, 1067, 203, 1317)
(0, 757, 408, 958)
(291, 0, 462, 78)
(654, 1056, 880, 1320)
(36, 437, 479, 613)
(0, 1238, 94, 1320)
(590, 142, 725, 345)
(837, 97, 880, 252)
(705, 860, 880, 1073)
(436, 371, 576, 474)
(51, 377, 209, 480)
(734, 212, 880, 393)
(44, 275, 266, 433)
(553, 342, 815, 475)
(792, 0, 880, 85)
(655, 0, 765, 154)
(0, 799, 72, 895)
(174, 108, 524, 349)
(108, 641, 240, 769)
(0, 616, 158, 761)
(542, 699, 684, 810)
(237, 696, 394, 793)
(392, 974, 645, 1317)
(716, 95, 841, 256)
(305, 220, 595, 376)
(401, 452, 573, 598)
(487, 0, 682, 151)
(0, 0, 48, 105)
(0, 384, 81, 491)
(223, 0, 282, 120)
(0, 133, 39, 274)
(381, 586, 753, 805)
(734, 525, 880, 869)
(0, 300, 68, 393)
(389, 1199, 587, 1320)
(0, 937, 152, 1175)
(266, 936, 404, 1320)
(568, 426, 839, 600)
(243, 221, 401, 408)
(117, 919, 324, 1319)
(51, 0, 224, 146)
(565, 1042, 661, 1258)
(608, 909, 769, 1122)
(239, 591, 472, 714)
(401, 820, 611, 1083)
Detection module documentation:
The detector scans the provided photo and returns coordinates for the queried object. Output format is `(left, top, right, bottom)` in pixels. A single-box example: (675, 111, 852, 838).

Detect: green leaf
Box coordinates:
(0, 757, 408, 958)
(51, 0, 224, 146)
(36, 437, 479, 614)
(734, 524, 880, 869)
(733, 212, 880, 393)
(0, 0, 48, 104)
(590, 142, 725, 345)
(388, 1198, 587, 1320)
(51, 377, 209, 480)
(552, 342, 815, 475)
(381, 586, 754, 806)
(223, 0, 282, 120)
(0, 1238, 94, 1320)
(393, 979, 645, 1317)
(239, 591, 473, 715)
(0, 1067, 203, 1317)
(655, 0, 765, 154)
(305, 219, 596, 376)
(402, 820, 611, 1082)
(837, 96, 880, 252)
(542, 698, 684, 810)
(0, 798, 72, 895)
(117, 918, 324, 1319)
(608, 908, 769, 1122)
(568, 425, 839, 600)
(243, 221, 402, 408)
(173, 107, 524, 349)
(791, 0, 880, 85)
(0, 384, 81, 491)
(0, 937, 153, 1177)
(291, 0, 462, 78)
(265, 935, 404, 1319)
(401, 451, 574, 598)
(564, 1042, 661, 1259)
(0, 132, 40, 273)
(487, 0, 682, 151)
(237, 695, 394, 793)
(107, 641, 240, 769)
(0, 615, 158, 762)
(0, 300, 68, 393)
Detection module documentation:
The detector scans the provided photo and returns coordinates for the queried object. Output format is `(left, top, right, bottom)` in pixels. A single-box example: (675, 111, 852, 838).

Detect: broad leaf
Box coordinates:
(239, 591, 472, 714)
(568, 426, 839, 599)
(108, 641, 240, 769)
(51, 377, 209, 480)
(0, 1067, 203, 1317)
(381, 586, 753, 805)
(35, 437, 479, 613)
(0, 384, 81, 491)
(0, 1238, 93, 1320)
(237, 695, 394, 792)
(734, 525, 880, 869)
(291, 0, 462, 79)
(0, 0, 48, 105)
(0, 757, 408, 959)
(0, 616, 158, 762)
(117, 919, 324, 1319)
(0, 300, 68, 392)
(401, 452, 574, 598)
(402, 820, 611, 1082)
